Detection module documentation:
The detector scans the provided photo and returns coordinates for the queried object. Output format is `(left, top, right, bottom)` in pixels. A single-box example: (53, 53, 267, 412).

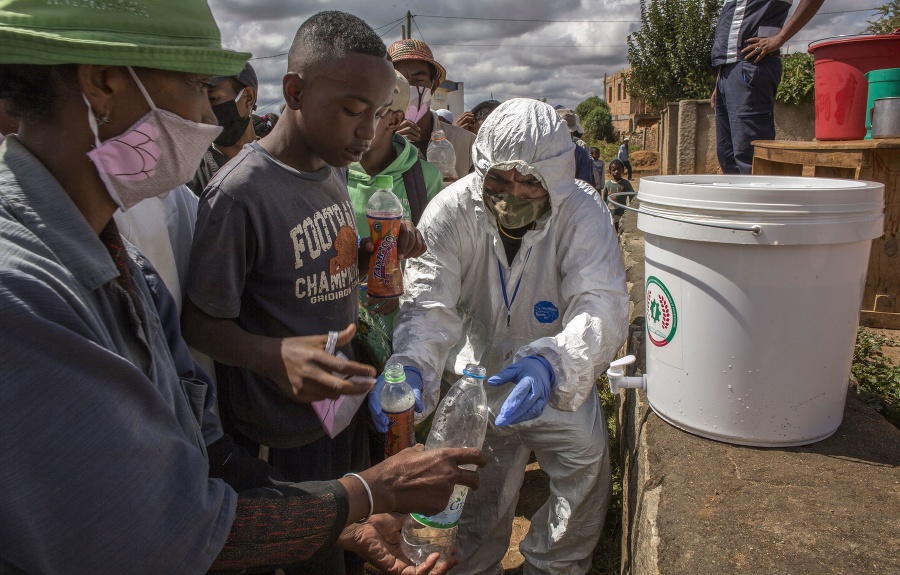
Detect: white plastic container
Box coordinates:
(635, 175, 884, 446)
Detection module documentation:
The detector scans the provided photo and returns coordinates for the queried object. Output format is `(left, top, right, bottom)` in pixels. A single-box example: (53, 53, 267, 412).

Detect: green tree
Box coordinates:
(627, 0, 720, 110)
(582, 105, 616, 143)
(775, 52, 815, 105)
(866, 0, 900, 34)
(575, 95, 604, 120)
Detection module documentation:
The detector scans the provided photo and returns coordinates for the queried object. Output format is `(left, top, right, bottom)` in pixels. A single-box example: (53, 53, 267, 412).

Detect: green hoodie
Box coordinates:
(348, 134, 444, 236)
(349, 134, 444, 335)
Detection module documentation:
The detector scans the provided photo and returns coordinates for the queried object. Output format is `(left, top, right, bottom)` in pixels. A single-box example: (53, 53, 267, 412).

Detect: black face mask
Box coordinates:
(212, 96, 251, 147)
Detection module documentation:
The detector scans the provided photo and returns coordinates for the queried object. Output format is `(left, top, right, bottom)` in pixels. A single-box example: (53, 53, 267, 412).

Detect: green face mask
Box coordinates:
(482, 189, 551, 230)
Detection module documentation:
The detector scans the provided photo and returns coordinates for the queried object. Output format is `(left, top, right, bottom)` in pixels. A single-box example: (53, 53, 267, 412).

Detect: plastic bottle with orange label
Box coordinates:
(379, 363, 416, 457)
(366, 174, 404, 298)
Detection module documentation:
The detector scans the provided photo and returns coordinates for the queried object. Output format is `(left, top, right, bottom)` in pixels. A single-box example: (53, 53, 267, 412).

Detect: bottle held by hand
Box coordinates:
(380, 363, 416, 457)
(366, 174, 404, 298)
(400, 364, 488, 564)
(426, 129, 458, 180)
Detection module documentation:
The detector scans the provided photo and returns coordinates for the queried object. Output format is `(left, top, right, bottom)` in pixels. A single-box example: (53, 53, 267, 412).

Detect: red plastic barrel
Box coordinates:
(808, 31, 900, 140)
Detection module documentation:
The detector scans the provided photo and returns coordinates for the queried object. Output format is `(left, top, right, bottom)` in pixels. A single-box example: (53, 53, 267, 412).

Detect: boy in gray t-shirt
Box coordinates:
(189, 142, 362, 451)
(182, 12, 426, 574)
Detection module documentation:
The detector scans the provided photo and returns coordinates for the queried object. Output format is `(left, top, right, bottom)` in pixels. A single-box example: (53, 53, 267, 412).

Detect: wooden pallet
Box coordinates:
(753, 139, 900, 329)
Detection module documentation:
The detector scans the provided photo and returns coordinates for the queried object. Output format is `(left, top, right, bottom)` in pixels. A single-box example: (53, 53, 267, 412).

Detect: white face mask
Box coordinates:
(406, 86, 432, 123)
(85, 66, 222, 212)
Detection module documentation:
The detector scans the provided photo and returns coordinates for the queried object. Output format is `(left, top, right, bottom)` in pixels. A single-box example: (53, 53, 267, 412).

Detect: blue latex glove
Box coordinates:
(487, 356, 556, 427)
(368, 366, 425, 434)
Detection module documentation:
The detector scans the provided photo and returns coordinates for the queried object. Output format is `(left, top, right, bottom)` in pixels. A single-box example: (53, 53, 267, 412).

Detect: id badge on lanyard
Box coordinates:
(497, 247, 532, 364)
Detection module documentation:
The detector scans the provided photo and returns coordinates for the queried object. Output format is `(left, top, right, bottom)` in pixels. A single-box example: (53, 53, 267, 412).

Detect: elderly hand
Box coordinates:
(363, 445, 487, 516)
(338, 513, 458, 575)
(487, 356, 556, 427)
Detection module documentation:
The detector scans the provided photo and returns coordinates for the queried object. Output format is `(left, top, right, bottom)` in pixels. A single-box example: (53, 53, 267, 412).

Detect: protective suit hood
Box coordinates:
(472, 98, 576, 206)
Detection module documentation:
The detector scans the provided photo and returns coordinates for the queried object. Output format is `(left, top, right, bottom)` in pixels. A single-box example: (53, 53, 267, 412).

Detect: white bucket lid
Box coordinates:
(636, 175, 884, 245)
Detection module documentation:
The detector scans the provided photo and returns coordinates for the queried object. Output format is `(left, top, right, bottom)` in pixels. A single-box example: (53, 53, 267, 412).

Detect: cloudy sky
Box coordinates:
(207, 0, 883, 114)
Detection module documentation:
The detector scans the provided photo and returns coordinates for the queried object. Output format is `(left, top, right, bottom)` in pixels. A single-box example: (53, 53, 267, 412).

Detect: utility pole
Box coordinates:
(406, 11, 412, 39)
(401, 25, 406, 40)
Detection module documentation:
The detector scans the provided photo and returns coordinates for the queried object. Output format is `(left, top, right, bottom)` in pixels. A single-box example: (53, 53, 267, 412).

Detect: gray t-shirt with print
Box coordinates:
(187, 142, 360, 448)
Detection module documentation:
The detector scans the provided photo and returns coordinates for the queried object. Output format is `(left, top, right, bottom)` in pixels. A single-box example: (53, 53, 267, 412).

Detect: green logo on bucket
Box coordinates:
(647, 276, 677, 347)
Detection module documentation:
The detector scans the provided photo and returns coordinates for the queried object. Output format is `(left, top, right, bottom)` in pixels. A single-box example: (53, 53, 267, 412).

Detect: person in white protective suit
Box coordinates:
(370, 98, 629, 575)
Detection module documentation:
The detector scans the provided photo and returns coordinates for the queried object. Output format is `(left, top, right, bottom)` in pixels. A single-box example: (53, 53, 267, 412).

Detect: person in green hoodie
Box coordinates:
(349, 70, 443, 325)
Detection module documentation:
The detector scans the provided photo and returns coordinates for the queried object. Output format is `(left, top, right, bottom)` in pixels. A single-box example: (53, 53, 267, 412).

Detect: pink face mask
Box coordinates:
(85, 67, 222, 211)
(406, 86, 432, 123)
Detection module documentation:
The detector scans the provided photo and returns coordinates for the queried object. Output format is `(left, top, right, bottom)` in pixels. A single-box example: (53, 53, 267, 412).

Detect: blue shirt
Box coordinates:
(712, 0, 792, 67)
(618, 144, 629, 162)
(574, 144, 595, 186)
(0, 137, 235, 574)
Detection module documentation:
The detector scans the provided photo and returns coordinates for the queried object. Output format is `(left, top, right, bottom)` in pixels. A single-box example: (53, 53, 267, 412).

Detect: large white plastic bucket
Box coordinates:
(635, 175, 884, 446)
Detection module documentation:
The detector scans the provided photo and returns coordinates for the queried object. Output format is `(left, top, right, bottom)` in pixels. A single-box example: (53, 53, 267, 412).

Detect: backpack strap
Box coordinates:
(402, 159, 429, 226)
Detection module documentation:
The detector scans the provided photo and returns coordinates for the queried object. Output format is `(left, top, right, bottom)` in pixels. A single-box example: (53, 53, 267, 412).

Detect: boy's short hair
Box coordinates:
(471, 99, 501, 122)
(609, 158, 624, 170)
(590, 147, 600, 154)
(288, 11, 386, 73)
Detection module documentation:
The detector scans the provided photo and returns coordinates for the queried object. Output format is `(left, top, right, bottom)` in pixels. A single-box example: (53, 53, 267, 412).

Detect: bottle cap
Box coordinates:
(431, 130, 446, 141)
(462, 363, 486, 379)
(383, 362, 407, 383)
(374, 175, 393, 189)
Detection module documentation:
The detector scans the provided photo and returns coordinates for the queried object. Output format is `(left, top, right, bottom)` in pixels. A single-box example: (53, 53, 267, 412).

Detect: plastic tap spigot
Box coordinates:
(607, 355, 646, 393)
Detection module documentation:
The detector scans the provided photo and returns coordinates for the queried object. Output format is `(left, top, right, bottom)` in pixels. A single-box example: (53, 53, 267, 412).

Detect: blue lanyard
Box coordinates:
(497, 247, 532, 327)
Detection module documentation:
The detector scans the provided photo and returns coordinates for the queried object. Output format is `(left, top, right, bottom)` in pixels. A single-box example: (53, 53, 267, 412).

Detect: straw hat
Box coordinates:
(387, 39, 447, 86)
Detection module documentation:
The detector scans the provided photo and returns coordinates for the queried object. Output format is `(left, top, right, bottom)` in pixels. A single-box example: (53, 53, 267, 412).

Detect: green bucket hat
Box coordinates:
(0, 0, 250, 76)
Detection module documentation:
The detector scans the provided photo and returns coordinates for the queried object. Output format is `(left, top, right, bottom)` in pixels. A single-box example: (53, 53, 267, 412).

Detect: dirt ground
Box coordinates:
(869, 327, 900, 364)
(501, 459, 549, 573)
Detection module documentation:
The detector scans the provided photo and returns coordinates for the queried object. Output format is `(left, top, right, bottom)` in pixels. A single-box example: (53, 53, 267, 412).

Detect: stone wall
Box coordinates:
(658, 100, 816, 175)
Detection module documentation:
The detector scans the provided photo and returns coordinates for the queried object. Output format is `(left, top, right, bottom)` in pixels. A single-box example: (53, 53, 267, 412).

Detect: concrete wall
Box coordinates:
(658, 100, 816, 175)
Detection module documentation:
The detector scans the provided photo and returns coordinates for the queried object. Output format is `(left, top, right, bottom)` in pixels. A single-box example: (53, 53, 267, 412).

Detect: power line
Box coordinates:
(249, 51, 287, 61)
(380, 21, 403, 39)
(817, 7, 881, 15)
(412, 15, 426, 43)
(429, 43, 620, 48)
(414, 14, 640, 23)
(372, 16, 405, 31)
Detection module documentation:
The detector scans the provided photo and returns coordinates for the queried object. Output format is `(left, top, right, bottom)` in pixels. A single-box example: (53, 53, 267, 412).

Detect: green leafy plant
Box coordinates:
(576, 96, 605, 120)
(776, 52, 815, 106)
(627, 0, 720, 110)
(583, 105, 617, 144)
(852, 327, 900, 428)
(866, 0, 900, 34)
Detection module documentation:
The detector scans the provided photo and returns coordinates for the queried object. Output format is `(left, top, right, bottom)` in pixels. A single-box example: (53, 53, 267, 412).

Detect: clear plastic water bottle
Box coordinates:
(400, 364, 488, 564)
(426, 130, 458, 180)
(366, 174, 404, 298)
(380, 363, 416, 457)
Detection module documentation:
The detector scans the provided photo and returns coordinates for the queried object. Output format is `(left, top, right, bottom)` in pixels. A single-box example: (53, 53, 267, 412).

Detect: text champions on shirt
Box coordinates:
(290, 200, 360, 305)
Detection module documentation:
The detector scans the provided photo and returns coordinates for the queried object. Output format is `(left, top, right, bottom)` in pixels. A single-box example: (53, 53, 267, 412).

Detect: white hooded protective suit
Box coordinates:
(390, 99, 628, 575)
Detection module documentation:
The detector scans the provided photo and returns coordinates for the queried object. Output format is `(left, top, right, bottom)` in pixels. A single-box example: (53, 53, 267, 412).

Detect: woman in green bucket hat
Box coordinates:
(0, 3, 484, 574)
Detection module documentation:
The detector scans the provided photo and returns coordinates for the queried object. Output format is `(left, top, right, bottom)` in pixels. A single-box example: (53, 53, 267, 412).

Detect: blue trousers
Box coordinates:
(715, 57, 782, 174)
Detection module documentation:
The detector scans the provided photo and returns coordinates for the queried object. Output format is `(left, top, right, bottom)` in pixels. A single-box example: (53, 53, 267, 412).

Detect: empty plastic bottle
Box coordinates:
(426, 130, 458, 180)
(400, 364, 488, 564)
